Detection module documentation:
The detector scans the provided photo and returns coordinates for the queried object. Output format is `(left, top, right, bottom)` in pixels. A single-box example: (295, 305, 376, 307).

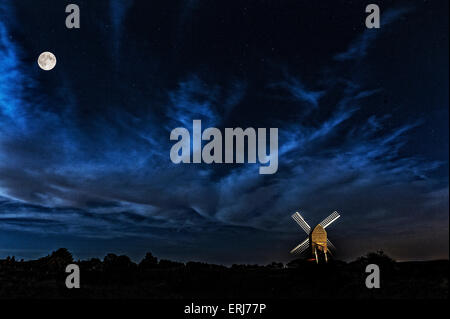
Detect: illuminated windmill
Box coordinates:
(290, 211, 340, 263)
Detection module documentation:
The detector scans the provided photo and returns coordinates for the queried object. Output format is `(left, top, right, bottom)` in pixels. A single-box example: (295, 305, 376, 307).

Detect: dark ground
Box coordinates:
(0, 249, 447, 299)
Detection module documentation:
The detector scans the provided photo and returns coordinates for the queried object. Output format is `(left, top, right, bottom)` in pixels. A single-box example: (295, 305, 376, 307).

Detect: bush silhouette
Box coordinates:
(44, 248, 74, 271)
(158, 259, 184, 269)
(139, 252, 158, 270)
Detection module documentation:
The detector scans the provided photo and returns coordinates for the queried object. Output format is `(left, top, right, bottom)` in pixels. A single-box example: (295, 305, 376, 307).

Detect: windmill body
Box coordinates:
(311, 225, 327, 253)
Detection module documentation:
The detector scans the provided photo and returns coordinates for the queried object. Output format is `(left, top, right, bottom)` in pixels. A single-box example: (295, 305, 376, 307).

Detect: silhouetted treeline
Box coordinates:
(0, 249, 447, 298)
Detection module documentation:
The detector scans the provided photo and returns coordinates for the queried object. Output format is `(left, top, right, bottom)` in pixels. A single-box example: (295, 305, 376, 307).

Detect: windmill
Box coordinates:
(290, 211, 340, 264)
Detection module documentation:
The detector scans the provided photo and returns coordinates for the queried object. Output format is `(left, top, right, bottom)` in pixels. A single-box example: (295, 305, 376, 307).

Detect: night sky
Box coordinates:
(0, 0, 448, 264)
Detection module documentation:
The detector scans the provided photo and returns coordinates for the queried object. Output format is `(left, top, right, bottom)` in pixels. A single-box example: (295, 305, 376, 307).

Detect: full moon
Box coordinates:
(37, 51, 57, 71)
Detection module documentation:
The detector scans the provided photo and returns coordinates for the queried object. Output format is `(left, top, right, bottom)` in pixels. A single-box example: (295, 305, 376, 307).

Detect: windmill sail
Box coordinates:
(291, 212, 311, 234)
(290, 238, 310, 255)
(327, 239, 336, 251)
(319, 211, 340, 229)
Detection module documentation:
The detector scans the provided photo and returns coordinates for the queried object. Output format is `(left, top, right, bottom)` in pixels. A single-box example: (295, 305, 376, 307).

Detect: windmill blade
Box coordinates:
(327, 239, 336, 251)
(290, 238, 309, 255)
(292, 212, 311, 234)
(319, 211, 340, 229)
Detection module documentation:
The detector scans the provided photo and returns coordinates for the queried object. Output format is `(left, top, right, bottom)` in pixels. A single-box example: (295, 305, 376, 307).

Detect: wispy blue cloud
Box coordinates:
(334, 7, 413, 61)
(167, 75, 246, 128)
(0, 17, 28, 126)
(270, 75, 325, 108)
(167, 75, 221, 128)
(110, 0, 134, 56)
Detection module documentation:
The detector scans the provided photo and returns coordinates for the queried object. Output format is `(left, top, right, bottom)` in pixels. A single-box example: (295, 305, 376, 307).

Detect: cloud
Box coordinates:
(167, 75, 246, 128)
(269, 75, 325, 108)
(110, 0, 134, 56)
(334, 7, 413, 61)
(211, 77, 444, 231)
(0, 16, 29, 126)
